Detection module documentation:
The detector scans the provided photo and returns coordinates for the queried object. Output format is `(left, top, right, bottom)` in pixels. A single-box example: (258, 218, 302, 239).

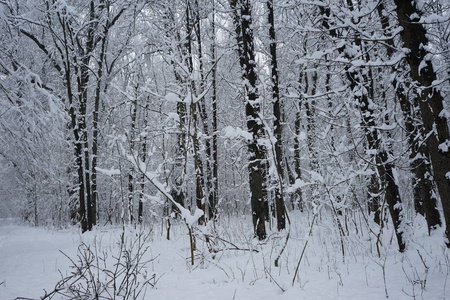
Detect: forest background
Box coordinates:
(0, 0, 450, 298)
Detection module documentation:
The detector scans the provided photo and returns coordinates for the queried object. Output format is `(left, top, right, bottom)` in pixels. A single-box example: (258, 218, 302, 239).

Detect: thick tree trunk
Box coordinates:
(393, 0, 450, 245)
(62, 16, 88, 233)
(62, 34, 88, 232)
(231, 0, 268, 240)
(90, 9, 111, 227)
(78, 47, 92, 230)
(77, 0, 96, 231)
(396, 80, 441, 232)
(377, 2, 440, 234)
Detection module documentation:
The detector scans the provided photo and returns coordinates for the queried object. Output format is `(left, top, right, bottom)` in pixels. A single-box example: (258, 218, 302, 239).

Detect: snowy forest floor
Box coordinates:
(1, 212, 449, 300)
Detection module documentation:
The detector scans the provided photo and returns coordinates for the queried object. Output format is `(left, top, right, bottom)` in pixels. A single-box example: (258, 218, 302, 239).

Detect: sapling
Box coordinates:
(41, 228, 157, 299)
(127, 152, 204, 265)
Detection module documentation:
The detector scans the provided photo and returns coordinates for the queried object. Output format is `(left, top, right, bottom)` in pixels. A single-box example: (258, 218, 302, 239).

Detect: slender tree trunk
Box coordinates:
(192, 100, 206, 224)
(185, 0, 206, 224)
(193, 0, 218, 222)
(162, 4, 188, 217)
(267, 0, 286, 231)
(210, 1, 219, 221)
(354, 68, 405, 251)
(91, 17, 109, 228)
(321, 5, 406, 251)
(173, 101, 187, 213)
(128, 99, 138, 224)
(293, 101, 304, 211)
(138, 102, 149, 224)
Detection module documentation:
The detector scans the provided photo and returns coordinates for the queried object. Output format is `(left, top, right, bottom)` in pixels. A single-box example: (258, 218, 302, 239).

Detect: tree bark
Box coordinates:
(185, 0, 207, 224)
(267, 0, 286, 231)
(210, 1, 219, 221)
(230, 0, 268, 240)
(293, 101, 304, 211)
(377, 1, 440, 234)
(393, 0, 450, 244)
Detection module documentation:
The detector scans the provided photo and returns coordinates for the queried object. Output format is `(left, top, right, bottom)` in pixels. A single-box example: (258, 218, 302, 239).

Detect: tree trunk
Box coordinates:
(230, 0, 268, 240)
(193, 0, 218, 222)
(377, 1, 440, 234)
(293, 101, 304, 211)
(267, 0, 286, 231)
(393, 0, 450, 245)
(128, 98, 138, 224)
(185, 1, 207, 224)
(138, 102, 149, 224)
(162, 4, 187, 218)
(321, 5, 406, 251)
(63, 20, 88, 233)
(210, 1, 219, 221)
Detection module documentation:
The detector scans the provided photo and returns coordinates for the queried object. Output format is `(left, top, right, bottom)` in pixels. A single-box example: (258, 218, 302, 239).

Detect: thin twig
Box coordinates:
(292, 214, 316, 286)
(265, 269, 285, 293)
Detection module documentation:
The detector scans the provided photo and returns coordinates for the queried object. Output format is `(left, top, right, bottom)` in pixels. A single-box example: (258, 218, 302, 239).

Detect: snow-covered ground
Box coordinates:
(0, 214, 449, 299)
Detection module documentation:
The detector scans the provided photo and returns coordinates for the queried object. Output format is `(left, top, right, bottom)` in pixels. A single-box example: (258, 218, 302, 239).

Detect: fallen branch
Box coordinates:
(203, 234, 259, 253)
